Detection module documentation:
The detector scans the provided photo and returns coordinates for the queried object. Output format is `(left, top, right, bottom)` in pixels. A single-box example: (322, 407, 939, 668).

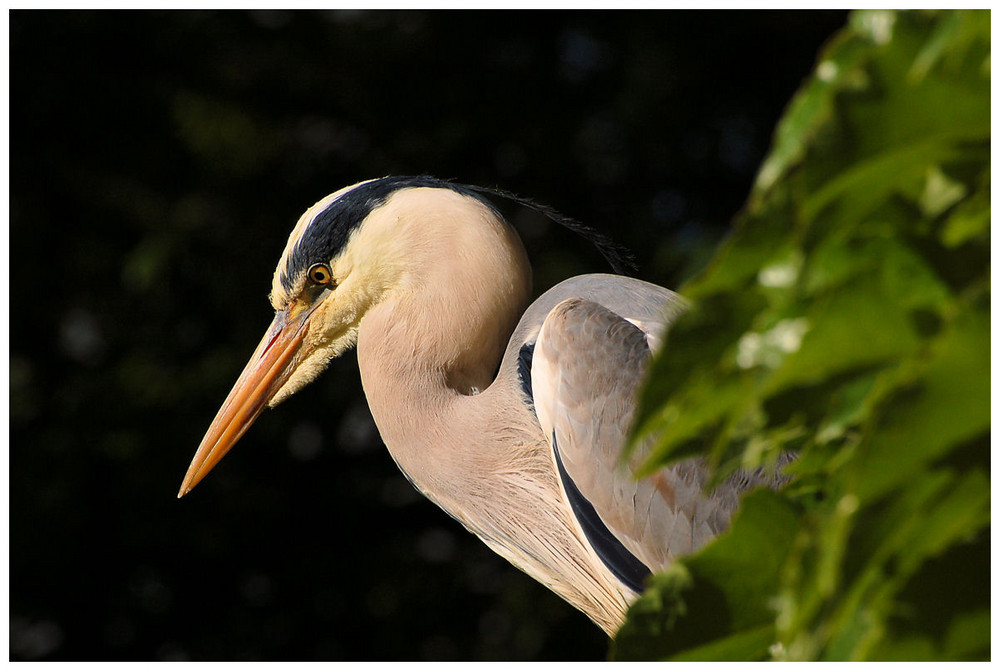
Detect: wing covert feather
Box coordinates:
(530, 296, 740, 576)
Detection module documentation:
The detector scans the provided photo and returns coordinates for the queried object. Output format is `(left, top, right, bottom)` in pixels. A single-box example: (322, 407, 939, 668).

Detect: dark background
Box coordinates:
(10, 10, 847, 661)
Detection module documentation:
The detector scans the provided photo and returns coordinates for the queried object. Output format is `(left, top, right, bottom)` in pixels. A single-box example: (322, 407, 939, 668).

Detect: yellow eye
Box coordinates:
(308, 263, 334, 286)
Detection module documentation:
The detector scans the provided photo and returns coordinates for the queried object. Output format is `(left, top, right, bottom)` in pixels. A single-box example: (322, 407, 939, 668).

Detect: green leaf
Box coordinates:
(624, 8, 989, 661)
(940, 179, 990, 248)
(667, 625, 777, 661)
(612, 490, 798, 660)
(849, 308, 989, 503)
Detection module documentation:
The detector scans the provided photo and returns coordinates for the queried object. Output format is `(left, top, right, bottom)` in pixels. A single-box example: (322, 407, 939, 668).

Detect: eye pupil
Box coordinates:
(309, 264, 332, 285)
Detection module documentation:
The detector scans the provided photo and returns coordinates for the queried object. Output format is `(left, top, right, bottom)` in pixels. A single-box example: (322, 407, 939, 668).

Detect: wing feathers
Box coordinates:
(531, 296, 738, 577)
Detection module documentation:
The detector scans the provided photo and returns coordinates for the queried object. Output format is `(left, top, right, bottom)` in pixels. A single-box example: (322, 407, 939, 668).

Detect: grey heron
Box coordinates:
(178, 176, 779, 635)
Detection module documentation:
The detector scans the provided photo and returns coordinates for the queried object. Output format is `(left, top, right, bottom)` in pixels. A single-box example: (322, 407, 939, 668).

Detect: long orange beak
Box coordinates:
(177, 307, 313, 498)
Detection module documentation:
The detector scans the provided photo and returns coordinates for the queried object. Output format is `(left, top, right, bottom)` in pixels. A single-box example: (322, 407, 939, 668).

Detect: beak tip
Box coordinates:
(178, 309, 307, 502)
(177, 472, 197, 499)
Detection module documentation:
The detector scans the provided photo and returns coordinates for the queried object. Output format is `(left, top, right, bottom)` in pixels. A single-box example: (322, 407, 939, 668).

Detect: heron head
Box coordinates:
(178, 176, 506, 496)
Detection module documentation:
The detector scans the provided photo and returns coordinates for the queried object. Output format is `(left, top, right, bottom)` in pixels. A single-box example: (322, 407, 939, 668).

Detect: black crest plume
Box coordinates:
(458, 182, 637, 276)
(282, 176, 637, 294)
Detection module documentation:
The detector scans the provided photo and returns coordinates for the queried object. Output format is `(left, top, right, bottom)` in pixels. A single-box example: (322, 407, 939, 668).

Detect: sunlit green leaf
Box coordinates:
(622, 8, 989, 661)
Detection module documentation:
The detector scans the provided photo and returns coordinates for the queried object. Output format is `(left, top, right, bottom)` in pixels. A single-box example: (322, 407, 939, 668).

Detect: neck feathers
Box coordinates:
(353, 187, 531, 481)
(355, 186, 532, 394)
(352, 188, 637, 634)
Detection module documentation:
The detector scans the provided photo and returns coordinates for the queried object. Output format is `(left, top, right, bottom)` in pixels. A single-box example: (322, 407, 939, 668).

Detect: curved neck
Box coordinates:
(353, 189, 532, 496)
(355, 265, 635, 633)
(351, 191, 636, 631)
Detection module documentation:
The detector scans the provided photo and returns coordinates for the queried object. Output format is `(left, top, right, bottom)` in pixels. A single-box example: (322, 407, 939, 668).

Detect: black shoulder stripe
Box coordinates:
(517, 342, 534, 403)
(552, 433, 652, 594)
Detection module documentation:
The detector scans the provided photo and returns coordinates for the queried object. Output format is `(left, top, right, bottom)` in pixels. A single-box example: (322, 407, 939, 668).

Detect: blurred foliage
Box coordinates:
(617, 9, 989, 661)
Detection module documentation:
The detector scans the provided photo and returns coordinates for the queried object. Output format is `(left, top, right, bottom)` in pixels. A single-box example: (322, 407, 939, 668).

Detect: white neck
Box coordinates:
(353, 187, 532, 500)
(350, 188, 633, 634)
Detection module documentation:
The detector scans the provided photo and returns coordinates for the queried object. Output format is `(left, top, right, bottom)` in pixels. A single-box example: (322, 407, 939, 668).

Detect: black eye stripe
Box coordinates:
(280, 176, 502, 296)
